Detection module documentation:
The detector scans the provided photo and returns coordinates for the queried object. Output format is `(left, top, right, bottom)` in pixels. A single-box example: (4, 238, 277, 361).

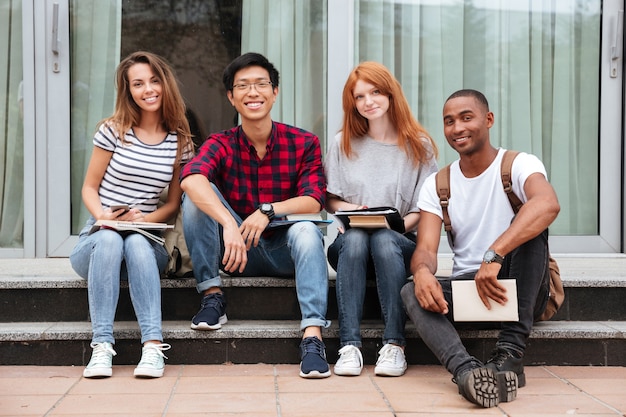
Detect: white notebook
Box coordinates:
(451, 279, 519, 322)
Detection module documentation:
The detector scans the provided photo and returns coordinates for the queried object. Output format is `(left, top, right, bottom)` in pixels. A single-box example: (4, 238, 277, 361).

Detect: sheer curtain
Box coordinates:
(0, 1, 24, 247)
(354, 0, 601, 235)
(70, 0, 122, 233)
(241, 0, 328, 140)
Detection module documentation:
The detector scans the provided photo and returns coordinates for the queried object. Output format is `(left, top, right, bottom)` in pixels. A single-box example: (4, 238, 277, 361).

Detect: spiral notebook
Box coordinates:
(451, 279, 519, 322)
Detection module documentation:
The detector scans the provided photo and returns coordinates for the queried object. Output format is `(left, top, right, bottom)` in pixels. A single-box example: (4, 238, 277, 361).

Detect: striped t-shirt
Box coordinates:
(94, 123, 190, 214)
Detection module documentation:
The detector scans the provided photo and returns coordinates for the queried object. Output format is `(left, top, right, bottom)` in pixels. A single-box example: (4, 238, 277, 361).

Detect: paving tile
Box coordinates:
(383, 391, 504, 415)
(499, 392, 619, 415)
(175, 375, 276, 393)
(278, 391, 391, 414)
(281, 412, 394, 417)
(0, 365, 83, 378)
(0, 376, 77, 395)
(567, 377, 626, 395)
(167, 393, 277, 414)
(0, 395, 60, 416)
(50, 393, 170, 415)
(546, 365, 626, 379)
(277, 374, 381, 393)
(179, 363, 276, 377)
(69, 376, 178, 395)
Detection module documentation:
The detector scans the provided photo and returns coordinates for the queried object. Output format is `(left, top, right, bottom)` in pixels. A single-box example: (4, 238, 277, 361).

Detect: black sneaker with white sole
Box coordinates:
(299, 336, 331, 379)
(191, 292, 228, 330)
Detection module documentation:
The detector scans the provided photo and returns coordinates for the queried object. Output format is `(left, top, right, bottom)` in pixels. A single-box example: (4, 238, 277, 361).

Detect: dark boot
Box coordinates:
(454, 365, 517, 407)
(486, 346, 526, 388)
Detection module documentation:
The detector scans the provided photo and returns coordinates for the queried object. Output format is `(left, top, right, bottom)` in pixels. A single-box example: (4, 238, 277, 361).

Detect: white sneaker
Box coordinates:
(375, 344, 407, 377)
(134, 343, 171, 378)
(334, 345, 363, 376)
(83, 342, 117, 378)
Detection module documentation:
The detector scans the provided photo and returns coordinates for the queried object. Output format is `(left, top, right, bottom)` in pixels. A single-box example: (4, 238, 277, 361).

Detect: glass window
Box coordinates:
(0, 1, 24, 248)
(353, 0, 601, 236)
(70, 0, 327, 233)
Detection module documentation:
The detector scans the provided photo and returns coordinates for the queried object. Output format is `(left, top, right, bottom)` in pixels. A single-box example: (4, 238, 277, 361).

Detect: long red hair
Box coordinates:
(340, 61, 437, 165)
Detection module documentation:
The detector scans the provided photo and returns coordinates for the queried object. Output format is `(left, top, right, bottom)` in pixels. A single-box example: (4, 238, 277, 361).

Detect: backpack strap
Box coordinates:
(500, 150, 523, 213)
(435, 164, 454, 245)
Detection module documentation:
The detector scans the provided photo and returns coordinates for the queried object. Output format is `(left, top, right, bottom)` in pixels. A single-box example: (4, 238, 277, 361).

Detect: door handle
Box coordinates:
(51, 2, 60, 73)
(610, 9, 623, 78)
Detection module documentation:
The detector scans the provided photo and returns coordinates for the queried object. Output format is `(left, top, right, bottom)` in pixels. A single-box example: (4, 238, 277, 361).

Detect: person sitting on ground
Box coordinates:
(180, 52, 332, 379)
(325, 61, 438, 377)
(401, 89, 560, 407)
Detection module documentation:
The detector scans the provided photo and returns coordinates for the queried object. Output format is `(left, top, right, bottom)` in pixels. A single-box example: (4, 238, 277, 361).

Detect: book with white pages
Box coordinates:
(89, 220, 173, 245)
(451, 279, 519, 322)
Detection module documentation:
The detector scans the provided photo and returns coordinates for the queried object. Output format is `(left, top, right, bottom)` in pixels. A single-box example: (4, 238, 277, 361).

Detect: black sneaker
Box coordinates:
(455, 366, 517, 408)
(191, 292, 228, 330)
(486, 347, 526, 388)
(299, 336, 331, 379)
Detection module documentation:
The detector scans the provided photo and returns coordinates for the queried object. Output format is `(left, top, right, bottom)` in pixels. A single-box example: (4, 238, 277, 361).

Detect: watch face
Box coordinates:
(484, 250, 495, 263)
(261, 203, 272, 212)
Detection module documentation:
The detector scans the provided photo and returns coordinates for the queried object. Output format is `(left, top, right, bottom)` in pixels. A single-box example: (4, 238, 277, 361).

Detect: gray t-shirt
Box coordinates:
(325, 132, 438, 217)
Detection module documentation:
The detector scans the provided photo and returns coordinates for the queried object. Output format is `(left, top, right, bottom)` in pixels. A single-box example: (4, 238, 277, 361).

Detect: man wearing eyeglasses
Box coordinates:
(180, 52, 331, 378)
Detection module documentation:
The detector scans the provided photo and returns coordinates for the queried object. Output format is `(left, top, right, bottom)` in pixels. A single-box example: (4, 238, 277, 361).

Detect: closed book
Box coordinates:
(451, 279, 519, 322)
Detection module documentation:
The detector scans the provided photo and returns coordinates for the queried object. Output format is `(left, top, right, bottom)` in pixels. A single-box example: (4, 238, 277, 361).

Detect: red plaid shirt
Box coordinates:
(181, 122, 326, 218)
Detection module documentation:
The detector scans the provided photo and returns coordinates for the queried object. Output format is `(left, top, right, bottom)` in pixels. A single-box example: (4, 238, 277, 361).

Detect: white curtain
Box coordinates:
(0, 0, 24, 247)
(70, 0, 122, 233)
(241, 0, 328, 141)
(354, 0, 601, 235)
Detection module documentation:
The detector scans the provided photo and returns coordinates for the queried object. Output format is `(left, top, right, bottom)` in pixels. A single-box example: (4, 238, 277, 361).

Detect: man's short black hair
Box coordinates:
(222, 52, 280, 92)
(446, 89, 490, 112)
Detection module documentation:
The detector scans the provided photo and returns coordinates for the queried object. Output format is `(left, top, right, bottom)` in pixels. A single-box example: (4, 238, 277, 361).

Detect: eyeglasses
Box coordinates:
(232, 81, 273, 92)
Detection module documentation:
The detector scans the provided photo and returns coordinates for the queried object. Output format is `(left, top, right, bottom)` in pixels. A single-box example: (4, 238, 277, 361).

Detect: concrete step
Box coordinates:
(2, 256, 626, 366)
(1, 320, 624, 366)
(2, 255, 626, 322)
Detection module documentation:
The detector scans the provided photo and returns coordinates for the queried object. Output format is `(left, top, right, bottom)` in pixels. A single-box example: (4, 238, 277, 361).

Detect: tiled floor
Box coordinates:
(1, 365, 625, 416)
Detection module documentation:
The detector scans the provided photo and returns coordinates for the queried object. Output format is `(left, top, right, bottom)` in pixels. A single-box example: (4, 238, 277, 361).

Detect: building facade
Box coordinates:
(1, 0, 624, 258)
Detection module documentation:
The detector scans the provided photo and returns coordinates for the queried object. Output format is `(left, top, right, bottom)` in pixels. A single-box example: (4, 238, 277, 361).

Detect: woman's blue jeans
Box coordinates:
(328, 228, 415, 347)
(182, 186, 330, 331)
(70, 218, 169, 345)
(401, 229, 550, 377)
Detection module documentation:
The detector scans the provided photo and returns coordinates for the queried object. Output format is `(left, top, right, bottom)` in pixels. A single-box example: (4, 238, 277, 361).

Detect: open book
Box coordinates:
(331, 207, 405, 233)
(451, 279, 519, 322)
(267, 213, 333, 230)
(89, 220, 174, 245)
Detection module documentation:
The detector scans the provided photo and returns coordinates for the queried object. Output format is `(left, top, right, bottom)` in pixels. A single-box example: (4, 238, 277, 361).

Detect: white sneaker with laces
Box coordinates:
(134, 343, 171, 378)
(83, 342, 117, 378)
(334, 345, 363, 376)
(375, 344, 407, 377)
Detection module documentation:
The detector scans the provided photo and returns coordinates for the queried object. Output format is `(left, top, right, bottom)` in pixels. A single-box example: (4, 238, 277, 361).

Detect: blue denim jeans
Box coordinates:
(328, 228, 415, 347)
(401, 230, 550, 377)
(70, 217, 169, 345)
(182, 186, 330, 330)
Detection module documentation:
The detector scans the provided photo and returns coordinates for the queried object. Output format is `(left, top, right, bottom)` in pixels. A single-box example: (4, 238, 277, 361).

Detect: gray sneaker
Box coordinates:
(83, 342, 116, 378)
(134, 343, 171, 378)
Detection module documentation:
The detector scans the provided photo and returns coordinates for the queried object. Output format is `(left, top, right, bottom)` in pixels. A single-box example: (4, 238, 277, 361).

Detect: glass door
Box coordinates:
(0, 0, 25, 256)
(39, 0, 624, 256)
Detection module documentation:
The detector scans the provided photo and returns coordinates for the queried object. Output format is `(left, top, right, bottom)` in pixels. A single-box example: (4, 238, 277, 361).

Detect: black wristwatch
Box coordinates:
(259, 203, 275, 220)
(483, 249, 504, 264)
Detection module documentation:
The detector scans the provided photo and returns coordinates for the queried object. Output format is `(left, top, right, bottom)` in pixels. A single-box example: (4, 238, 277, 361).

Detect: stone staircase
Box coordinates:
(1, 255, 625, 367)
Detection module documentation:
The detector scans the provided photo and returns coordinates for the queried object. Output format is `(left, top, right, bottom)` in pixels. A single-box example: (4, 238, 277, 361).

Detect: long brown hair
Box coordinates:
(101, 51, 193, 165)
(340, 61, 437, 165)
